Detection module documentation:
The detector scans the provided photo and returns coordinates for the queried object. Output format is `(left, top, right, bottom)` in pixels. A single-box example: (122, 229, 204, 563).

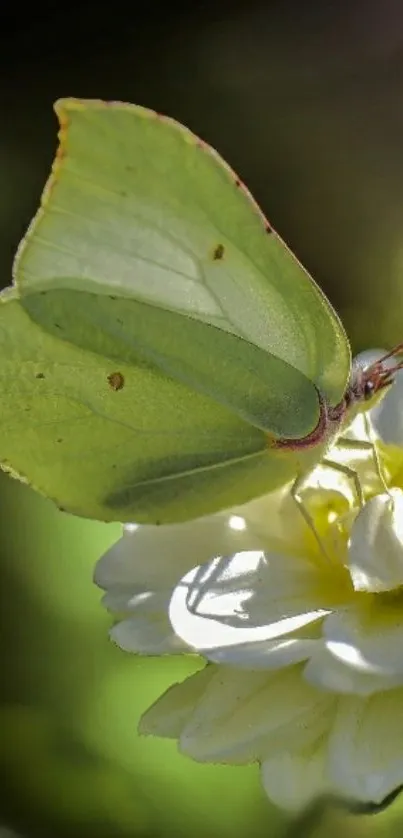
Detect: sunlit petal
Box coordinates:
(304, 646, 403, 694)
(197, 637, 320, 669)
(94, 511, 266, 592)
(324, 608, 403, 675)
(169, 551, 333, 656)
(348, 490, 403, 592)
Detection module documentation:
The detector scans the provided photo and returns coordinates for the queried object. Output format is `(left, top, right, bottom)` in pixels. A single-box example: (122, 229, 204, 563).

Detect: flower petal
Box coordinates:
(95, 511, 271, 655)
(169, 551, 332, 659)
(348, 490, 403, 592)
(329, 690, 403, 804)
(261, 740, 331, 812)
(143, 665, 335, 766)
(324, 608, 403, 676)
(110, 613, 187, 654)
(102, 588, 166, 614)
(94, 511, 266, 594)
(370, 355, 403, 448)
(232, 488, 297, 546)
(304, 646, 403, 695)
(139, 665, 214, 738)
(197, 637, 320, 670)
(177, 665, 334, 764)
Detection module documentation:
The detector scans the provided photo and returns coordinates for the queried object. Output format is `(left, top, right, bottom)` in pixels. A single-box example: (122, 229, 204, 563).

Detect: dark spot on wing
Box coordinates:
(35, 372, 45, 379)
(107, 371, 125, 391)
(212, 243, 225, 261)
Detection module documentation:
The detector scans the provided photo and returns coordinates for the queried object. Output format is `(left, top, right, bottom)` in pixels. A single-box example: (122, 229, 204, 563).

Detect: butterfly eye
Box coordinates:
(363, 379, 376, 400)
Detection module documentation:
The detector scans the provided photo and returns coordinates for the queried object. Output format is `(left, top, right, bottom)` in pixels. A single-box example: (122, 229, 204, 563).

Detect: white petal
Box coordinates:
(261, 740, 331, 812)
(139, 665, 215, 738)
(102, 588, 167, 614)
(200, 637, 320, 670)
(169, 551, 331, 658)
(110, 614, 187, 655)
(302, 461, 354, 507)
(329, 691, 403, 804)
(178, 666, 334, 764)
(101, 587, 188, 654)
(323, 438, 384, 503)
(308, 419, 384, 508)
(239, 482, 351, 553)
(370, 360, 403, 448)
(304, 646, 403, 695)
(94, 511, 266, 594)
(233, 487, 325, 552)
(232, 488, 293, 544)
(348, 490, 403, 592)
(324, 608, 403, 677)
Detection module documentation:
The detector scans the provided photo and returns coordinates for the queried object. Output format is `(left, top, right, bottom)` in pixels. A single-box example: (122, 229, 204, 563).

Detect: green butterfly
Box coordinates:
(4, 98, 400, 523)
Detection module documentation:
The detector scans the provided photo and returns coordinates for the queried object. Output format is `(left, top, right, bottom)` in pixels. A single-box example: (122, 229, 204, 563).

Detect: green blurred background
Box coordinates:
(2, 1, 403, 834)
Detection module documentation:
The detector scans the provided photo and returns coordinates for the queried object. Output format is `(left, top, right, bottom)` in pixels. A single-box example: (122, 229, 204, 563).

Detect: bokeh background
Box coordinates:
(2, 0, 403, 834)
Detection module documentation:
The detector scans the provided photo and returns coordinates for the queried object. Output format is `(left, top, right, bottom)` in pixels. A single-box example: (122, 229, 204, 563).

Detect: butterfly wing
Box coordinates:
(0, 292, 297, 522)
(15, 98, 351, 416)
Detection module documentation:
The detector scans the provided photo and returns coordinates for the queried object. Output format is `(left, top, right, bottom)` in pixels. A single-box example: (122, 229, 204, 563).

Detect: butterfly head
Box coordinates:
(346, 344, 403, 414)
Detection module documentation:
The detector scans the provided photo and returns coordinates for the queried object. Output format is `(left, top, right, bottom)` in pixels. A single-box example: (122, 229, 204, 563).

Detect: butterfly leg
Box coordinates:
(290, 473, 331, 560)
(291, 418, 386, 557)
(321, 455, 365, 507)
(329, 416, 389, 505)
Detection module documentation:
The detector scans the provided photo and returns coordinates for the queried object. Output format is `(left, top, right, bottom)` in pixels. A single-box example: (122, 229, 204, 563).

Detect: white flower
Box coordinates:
(94, 349, 403, 811)
(138, 483, 403, 811)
